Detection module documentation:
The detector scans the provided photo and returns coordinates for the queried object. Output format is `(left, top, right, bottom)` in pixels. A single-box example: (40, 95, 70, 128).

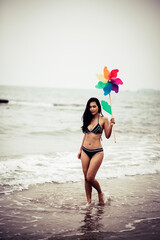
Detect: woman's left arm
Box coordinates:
(103, 117, 115, 139)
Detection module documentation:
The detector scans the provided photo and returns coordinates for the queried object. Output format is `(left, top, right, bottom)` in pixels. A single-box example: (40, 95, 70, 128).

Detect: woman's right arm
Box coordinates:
(77, 133, 86, 159)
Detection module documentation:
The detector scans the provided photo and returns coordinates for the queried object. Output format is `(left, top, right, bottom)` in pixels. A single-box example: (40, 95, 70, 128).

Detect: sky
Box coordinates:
(0, 0, 160, 91)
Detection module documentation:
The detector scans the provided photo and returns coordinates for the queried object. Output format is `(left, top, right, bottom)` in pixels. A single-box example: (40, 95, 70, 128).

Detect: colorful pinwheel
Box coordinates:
(95, 66, 123, 143)
(95, 67, 123, 96)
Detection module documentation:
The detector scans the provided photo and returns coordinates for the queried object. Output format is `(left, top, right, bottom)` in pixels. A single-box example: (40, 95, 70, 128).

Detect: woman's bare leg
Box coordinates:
(81, 151, 92, 203)
(85, 180, 92, 203)
(86, 152, 104, 204)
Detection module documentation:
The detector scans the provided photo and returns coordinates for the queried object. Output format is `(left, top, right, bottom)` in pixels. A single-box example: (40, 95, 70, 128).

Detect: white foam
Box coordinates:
(0, 153, 83, 194)
(0, 147, 160, 194)
(120, 216, 160, 233)
(134, 216, 160, 224)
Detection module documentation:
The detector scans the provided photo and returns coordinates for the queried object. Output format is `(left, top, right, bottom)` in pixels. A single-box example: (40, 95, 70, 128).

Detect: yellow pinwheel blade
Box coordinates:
(96, 74, 108, 83)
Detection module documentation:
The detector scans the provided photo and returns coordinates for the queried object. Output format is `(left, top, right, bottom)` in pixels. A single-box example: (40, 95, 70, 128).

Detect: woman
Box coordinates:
(77, 97, 115, 205)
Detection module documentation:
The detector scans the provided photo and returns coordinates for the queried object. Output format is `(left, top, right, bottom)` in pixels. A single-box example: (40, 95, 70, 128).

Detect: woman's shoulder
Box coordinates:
(100, 115, 108, 121)
(100, 115, 108, 124)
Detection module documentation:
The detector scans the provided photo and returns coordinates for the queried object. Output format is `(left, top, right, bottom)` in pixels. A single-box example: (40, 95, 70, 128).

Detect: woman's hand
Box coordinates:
(77, 151, 81, 159)
(110, 117, 115, 126)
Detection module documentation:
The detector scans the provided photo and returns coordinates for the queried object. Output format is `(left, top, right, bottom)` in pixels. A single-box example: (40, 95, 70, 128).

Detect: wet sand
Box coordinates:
(0, 174, 160, 239)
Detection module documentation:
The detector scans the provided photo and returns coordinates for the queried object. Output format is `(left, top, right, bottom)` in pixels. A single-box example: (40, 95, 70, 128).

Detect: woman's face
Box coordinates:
(89, 101, 99, 115)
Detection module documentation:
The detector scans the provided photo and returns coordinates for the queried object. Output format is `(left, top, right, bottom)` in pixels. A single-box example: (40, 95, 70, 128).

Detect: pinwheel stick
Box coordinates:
(109, 93, 116, 143)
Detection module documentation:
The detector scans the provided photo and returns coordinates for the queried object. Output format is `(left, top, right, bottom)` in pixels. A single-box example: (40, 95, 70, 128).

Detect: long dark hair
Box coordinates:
(81, 97, 103, 133)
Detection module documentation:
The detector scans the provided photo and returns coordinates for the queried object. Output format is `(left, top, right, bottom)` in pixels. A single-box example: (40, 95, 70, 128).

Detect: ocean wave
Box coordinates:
(9, 100, 53, 108)
(53, 103, 84, 107)
(0, 152, 160, 195)
(123, 105, 135, 109)
(9, 100, 84, 110)
(29, 128, 81, 136)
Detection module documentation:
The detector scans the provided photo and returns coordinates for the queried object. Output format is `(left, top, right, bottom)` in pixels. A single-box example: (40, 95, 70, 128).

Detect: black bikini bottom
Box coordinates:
(82, 146, 103, 159)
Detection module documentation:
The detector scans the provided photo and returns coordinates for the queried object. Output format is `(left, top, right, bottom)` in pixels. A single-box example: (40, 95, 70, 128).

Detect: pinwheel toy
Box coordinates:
(95, 66, 123, 143)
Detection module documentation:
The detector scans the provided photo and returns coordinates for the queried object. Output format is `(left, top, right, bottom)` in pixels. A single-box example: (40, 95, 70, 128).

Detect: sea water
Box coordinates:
(0, 85, 160, 194)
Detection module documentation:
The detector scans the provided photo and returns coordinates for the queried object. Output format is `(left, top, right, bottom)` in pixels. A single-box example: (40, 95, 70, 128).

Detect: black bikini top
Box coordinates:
(86, 115, 103, 135)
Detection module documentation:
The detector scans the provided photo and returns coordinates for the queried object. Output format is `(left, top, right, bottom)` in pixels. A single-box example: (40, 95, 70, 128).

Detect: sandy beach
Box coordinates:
(0, 174, 160, 240)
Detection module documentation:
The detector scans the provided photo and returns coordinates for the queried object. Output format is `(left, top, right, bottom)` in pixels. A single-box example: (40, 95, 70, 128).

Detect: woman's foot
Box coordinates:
(98, 192, 105, 205)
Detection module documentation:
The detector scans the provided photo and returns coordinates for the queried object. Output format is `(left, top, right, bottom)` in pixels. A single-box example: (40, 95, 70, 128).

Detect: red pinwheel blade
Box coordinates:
(109, 69, 119, 79)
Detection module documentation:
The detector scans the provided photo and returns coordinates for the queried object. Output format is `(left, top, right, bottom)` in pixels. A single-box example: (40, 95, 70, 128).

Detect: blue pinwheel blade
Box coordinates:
(103, 82, 112, 96)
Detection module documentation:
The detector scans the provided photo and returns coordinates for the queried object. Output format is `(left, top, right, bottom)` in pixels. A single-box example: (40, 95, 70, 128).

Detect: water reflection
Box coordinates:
(79, 205, 105, 234)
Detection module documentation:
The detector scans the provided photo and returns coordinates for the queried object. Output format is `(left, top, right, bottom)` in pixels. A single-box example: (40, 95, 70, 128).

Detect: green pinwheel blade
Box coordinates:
(95, 81, 108, 89)
(101, 100, 111, 114)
